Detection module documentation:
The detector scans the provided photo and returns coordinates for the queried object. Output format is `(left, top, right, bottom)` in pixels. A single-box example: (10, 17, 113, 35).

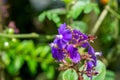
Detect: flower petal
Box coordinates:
(87, 61, 93, 71)
(58, 23, 66, 34)
(62, 30, 72, 42)
(88, 45, 95, 55)
(52, 47, 64, 61)
(67, 45, 80, 63)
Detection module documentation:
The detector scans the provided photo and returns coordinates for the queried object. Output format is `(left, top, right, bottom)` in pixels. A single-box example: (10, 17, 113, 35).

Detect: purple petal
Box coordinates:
(58, 23, 66, 34)
(73, 30, 82, 39)
(73, 29, 82, 35)
(67, 45, 77, 54)
(87, 61, 93, 71)
(51, 47, 64, 61)
(62, 30, 72, 42)
(70, 52, 80, 63)
(54, 38, 66, 49)
(67, 45, 80, 63)
(81, 42, 89, 48)
(88, 46, 95, 55)
(91, 55, 97, 66)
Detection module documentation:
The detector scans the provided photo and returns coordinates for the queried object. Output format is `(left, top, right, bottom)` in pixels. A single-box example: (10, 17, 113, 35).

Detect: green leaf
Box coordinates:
(68, 0, 90, 19)
(62, 69, 78, 80)
(1, 52, 10, 65)
(41, 62, 47, 71)
(104, 70, 115, 80)
(84, 4, 93, 14)
(51, 14, 61, 27)
(46, 66, 55, 79)
(27, 59, 37, 75)
(6, 55, 24, 75)
(34, 46, 42, 56)
(52, 14, 61, 23)
(40, 46, 50, 57)
(14, 55, 24, 71)
(46, 12, 52, 20)
(62, 0, 72, 4)
(71, 21, 87, 33)
(48, 8, 66, 15)
(92, 4, 100, 15)
(38, 12, 46, 22)
(84, 60, 106, 80)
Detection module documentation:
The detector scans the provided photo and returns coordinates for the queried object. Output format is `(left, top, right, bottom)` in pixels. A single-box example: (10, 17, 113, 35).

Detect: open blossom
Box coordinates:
(67, 44, 80, 63)
(50, 23, 101, 80)
(56, 23, 72, 43)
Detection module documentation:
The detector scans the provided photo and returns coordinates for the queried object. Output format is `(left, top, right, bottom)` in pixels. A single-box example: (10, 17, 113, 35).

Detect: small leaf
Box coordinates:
(1, 52, 10, 65)
(34, 46, 42, 56)
(41, 62, 47, 71)
(52, 14, 61, 27)
(84, 4, 93, 13)
(14, 55, 24, 71)
(46, 66, 55, 79)
(104, 70, 115, 80)
(49, 8, 66, 15)
(40, 46, 50, 57)
(46, 12, 52, 20)
(27, 59, 37, 75)
(38, 12, 46, 22)
(7, 56, 24, 75)
(71, 21, 87, 33)
(92, 4, 100, 14)
(52, 14, 61, 23)
(68, 1, 88, 19)
(62, 69, 78, 80)
(62, 0, 72, 4)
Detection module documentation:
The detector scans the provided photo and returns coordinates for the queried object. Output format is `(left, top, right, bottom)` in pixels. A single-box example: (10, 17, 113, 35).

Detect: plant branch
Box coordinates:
(91, 5, 108, 35)
(0, 2, 3, 32)
(106, 6, 120, 19)
(113, 0, 119, 39)
(0, 33, 39, 38)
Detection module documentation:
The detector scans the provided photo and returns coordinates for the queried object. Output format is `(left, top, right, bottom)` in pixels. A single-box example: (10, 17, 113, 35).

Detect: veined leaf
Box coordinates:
(62, 69, 78, 80)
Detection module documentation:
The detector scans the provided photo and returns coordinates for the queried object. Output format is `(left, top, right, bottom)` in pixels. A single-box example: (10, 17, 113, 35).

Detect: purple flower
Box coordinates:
(73, 29, 88, 41)
(81, 42, 89, 48)
(88, 45, 95, 55)
(72, 29, 88, 45)
(56, 23, 72, 43)
(50, 23, 101, 80)
(67, 45, 80, 63)
(53, 38, 66, 49)
(51, 47, 65, 61)
(50, 42, 65, 61)
(87, 61, 93, 71)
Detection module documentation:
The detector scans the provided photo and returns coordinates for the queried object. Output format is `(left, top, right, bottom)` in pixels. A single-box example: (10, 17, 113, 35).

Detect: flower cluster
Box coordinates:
(50, 23, 101, 79)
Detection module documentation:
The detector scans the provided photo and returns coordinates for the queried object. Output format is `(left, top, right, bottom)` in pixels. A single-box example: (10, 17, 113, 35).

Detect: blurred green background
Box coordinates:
(0, 0, 120, 80)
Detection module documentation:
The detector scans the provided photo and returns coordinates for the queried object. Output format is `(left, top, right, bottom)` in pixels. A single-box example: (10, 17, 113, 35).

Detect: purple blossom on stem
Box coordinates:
(50, 23, 101, 80)
(67, 44, 80, 63)
(56, 23, 72, 43)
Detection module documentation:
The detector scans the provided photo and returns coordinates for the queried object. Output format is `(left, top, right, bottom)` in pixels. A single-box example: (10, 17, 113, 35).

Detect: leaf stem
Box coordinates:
(91, 5, 108, 35)
(106, 6, 120, 19)
(0, 33, 39, 38)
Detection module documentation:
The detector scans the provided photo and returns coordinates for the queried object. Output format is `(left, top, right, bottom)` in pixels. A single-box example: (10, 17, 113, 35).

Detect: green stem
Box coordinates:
(0, 2, 3, 32)
(91, 5, 108, 35)
(106, 6, 120, 19)
(113, 0, 119, 39)
(0, 33, 39, 38)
